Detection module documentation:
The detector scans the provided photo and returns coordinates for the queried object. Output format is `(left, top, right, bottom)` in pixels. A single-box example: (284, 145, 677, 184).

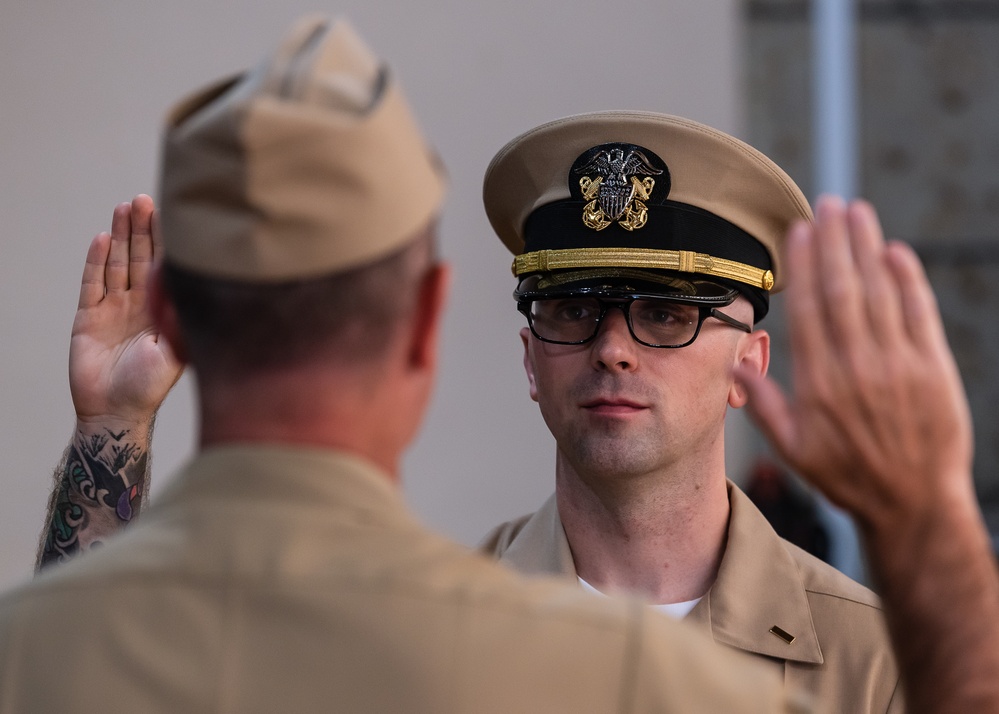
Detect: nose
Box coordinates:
(590, 306, 638, 372)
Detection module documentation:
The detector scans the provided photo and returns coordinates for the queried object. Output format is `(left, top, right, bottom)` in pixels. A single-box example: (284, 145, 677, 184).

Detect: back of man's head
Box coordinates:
(154, 17, 446, 378)
(162, 232, 436, 377)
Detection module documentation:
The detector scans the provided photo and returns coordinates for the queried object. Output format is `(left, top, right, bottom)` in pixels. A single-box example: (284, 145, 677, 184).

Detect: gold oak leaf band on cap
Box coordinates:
(512, 247, 775, 291)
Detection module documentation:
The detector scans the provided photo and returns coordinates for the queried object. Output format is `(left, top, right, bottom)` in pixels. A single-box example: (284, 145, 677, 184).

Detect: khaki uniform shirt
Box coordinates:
(480, 483, 902, 714)
(0, 446, 802, 714)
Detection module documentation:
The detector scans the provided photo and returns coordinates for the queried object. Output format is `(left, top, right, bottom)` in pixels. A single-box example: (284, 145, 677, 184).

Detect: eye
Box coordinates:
(546, 299, 597, 323)
(633, 300, 694, 326)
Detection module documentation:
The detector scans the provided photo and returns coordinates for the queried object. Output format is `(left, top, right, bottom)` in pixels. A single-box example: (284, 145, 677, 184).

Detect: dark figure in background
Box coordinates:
(745, 459, 829, 563)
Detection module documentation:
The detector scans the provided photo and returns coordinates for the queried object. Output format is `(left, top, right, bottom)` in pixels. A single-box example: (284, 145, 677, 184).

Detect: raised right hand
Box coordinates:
(70, 195, 183, 428)
(734, 197, 973, 532)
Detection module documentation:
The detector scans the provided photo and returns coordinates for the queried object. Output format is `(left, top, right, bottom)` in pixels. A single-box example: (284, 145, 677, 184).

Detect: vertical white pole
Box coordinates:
(812, 0, 865, 581)
(812, 0, 858, 199)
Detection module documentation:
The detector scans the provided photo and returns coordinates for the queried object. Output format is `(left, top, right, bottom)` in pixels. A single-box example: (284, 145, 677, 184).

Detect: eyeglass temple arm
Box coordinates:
(709, 308, 753, 334)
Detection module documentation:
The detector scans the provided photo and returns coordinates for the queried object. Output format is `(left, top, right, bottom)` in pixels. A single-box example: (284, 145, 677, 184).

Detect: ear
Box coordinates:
(407, 262, 451, 371)
(729, 328, 769, 408)
(521, 327, 539, 402)
(148, 263, 190, 365)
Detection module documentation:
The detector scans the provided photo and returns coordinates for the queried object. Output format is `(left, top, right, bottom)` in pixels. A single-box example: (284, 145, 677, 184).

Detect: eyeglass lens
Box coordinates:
(527, 297, 701, 347)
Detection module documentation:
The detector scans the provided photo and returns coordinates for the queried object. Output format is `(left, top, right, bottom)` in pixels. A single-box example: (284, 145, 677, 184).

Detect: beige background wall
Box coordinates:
(0, 0, 752, 592)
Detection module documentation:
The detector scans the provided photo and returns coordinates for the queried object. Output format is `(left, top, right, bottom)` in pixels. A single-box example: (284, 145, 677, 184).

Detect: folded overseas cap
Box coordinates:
(159, 16, 446, 282)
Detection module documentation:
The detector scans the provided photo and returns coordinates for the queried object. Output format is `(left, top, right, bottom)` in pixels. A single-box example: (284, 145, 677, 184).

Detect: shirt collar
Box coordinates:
(496, 482, 823, 664)
(156, 444, 412, 527)
(686, 483, 823, 664)
(495, 493, 576, 576)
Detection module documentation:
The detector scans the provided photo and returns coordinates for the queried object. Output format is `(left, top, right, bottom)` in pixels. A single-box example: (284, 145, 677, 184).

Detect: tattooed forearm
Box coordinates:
(37, 427, 149, 571)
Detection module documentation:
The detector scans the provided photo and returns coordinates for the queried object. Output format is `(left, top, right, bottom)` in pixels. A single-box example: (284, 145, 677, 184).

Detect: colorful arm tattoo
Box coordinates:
(36, 427, 149, 571)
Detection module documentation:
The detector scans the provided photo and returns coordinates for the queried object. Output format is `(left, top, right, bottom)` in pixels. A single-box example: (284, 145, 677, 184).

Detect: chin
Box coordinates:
(566, 435, 665, 479)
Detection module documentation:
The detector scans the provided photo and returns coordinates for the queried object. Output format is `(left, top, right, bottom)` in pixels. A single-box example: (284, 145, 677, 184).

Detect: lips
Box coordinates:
(580, 397, 650, 413)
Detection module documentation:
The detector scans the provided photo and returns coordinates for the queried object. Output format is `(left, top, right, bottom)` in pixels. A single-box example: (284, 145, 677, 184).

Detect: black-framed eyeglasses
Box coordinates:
(518, 294, 752, 348)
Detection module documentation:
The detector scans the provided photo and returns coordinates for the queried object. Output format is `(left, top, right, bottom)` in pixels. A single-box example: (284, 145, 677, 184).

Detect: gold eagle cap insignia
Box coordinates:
(574, 147, 663, 232)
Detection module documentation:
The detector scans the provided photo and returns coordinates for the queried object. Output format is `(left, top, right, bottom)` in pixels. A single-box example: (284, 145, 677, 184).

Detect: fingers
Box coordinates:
(128, 195, 155, 289)
(884, 241, 947, 354)
(848, 200, 905, 346)
(783, 219, 827, 388)
(813, 196, 861, 339)
(99, 195, 157, 294)
(794, 197, 905, 385)
(106, 202, 132, 292)
(151, 207, 163, 264)
(770, 196, 890, 481)
(78, 232, 112, 310)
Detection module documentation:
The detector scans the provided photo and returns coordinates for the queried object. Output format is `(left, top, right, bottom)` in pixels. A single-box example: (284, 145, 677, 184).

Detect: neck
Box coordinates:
(195, 363, 408, 481)
(555, 452, 731, 604)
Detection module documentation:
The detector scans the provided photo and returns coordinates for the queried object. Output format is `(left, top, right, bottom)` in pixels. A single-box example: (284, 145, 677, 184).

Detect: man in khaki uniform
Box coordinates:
(0, 17, 795, 713)
(478, 114, 900, 711)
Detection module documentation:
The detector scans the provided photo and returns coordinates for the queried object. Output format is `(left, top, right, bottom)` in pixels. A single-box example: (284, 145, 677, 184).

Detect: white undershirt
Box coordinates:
(578, 576, 702, 619)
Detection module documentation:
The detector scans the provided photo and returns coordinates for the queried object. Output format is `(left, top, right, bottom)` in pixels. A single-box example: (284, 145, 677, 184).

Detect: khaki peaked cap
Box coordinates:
(160, 17, 446, 282)
(483, 111, 812, 294)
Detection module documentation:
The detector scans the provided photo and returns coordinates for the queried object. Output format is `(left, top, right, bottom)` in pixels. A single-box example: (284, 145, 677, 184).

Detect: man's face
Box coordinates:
(521, 296, 768, 485)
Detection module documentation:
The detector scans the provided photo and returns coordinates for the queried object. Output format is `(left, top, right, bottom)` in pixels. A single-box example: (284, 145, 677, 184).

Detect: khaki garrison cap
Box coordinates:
(483, 111, 811, 319)
(159, 16, 446, 282)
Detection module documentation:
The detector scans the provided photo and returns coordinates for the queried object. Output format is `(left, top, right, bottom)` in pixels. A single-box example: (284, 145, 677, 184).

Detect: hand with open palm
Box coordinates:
(70, 194, 183, 431)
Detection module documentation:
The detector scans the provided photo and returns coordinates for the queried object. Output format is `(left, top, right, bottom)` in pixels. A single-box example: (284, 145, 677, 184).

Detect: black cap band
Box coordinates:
(522, 200, 772, 320)
(524, 200, 771, 269)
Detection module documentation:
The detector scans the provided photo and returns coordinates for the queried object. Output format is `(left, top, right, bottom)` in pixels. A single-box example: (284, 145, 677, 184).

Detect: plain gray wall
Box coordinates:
(0, 0, 755, 592)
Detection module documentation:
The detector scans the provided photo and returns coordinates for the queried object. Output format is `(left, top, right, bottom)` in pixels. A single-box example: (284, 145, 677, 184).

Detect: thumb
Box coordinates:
(733, 366, 797, 463)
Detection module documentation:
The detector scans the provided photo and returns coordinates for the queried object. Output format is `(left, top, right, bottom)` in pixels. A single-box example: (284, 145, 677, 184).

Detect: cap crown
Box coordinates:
(483, 111, 811, 293)
(160, 17, 446, 282)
